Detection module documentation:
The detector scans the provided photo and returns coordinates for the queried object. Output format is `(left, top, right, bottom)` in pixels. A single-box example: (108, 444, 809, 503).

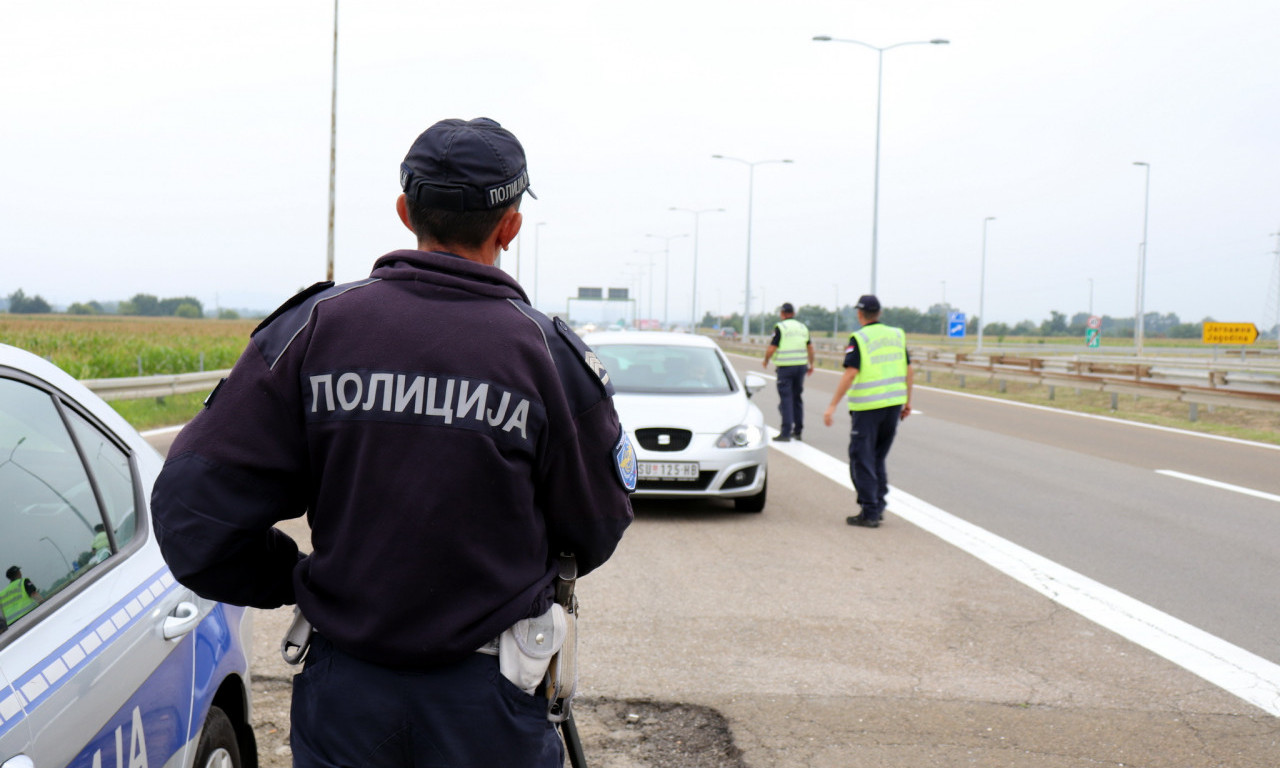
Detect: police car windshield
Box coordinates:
(593, 345, 733, 395)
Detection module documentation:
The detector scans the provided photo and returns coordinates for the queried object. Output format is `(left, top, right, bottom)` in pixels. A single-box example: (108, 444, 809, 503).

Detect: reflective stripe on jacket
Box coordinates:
(773, 318, 810, 367)
(0, 578, 37, 623)
(846, 323, 908, 411)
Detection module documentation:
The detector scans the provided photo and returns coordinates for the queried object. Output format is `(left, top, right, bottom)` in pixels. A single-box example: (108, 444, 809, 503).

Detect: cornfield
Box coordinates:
(0, 315, 257, 379)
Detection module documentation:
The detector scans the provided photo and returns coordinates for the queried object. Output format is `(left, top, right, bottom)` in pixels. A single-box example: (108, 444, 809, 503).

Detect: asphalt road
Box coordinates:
(143, 364, 1280, 765)
(737, 354, 1280, 667)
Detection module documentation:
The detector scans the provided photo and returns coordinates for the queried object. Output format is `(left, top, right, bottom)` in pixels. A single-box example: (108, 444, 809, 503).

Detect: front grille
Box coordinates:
(635, 428, 692, 452)
(637, 470, 716, 491)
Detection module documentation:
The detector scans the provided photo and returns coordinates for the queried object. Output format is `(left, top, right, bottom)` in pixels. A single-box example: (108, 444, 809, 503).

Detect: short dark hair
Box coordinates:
(6, 566, 20, 581)
(407, 197, 519, 250)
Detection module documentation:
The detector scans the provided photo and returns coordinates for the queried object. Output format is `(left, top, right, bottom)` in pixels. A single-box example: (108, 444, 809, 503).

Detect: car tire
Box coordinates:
(734, 478, 766, 513)
(194, 706, 241, 768)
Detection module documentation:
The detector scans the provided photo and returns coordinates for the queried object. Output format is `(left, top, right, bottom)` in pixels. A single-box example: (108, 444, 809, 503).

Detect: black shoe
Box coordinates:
(846, 514, 881, 528)
(774, 435, 791, 442)
(793, 431, 802, 441)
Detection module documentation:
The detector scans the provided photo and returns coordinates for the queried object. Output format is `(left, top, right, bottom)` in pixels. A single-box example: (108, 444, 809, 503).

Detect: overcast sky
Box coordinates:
(3, 1, 1279, 330)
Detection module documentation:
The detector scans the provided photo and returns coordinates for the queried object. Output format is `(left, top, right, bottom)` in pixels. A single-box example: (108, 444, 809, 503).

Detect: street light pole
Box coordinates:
(1133, 161, 1151, 357)
(977, 216, 995, 352)
(325, 0, 339, 282)
(645, 233, 689, 329)
(940, 280, 947, 337)
(712, 155, 793, 339)
(812, 35, 949, 295)
(669, 207, 724, 329)
(631, 250, 661, 325)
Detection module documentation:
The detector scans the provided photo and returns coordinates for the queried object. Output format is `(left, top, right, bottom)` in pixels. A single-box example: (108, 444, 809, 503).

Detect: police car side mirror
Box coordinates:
(743, 373, 767, 398)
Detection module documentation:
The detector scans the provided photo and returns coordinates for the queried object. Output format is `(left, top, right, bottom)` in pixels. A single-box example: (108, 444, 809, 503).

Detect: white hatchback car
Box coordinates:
(582, 331, 769, 512)
(0, 344, 257, 768)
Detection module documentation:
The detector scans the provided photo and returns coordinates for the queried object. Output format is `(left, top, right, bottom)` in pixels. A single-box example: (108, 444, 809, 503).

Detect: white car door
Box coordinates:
(0, 372, 202, 768)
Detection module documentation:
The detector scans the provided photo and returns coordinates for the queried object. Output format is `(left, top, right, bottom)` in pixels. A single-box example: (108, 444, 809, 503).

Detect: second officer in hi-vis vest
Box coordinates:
(761, 302, 815, 441)
(822, 295, 913, 528)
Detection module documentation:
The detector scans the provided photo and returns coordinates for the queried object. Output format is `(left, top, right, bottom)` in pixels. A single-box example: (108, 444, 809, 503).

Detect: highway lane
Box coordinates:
(736, 354, 1280, 669)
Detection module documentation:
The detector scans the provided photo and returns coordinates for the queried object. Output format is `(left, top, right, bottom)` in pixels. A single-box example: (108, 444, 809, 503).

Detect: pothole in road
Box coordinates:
(251, 677, 746, 768)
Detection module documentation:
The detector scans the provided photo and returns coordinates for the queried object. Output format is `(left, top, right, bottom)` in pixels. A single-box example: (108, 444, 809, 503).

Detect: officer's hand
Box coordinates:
(900, 404, 912, 421)
(806, 365, 814, 377)
(761, 359, 768, 368)
(823, 406, 835, 427)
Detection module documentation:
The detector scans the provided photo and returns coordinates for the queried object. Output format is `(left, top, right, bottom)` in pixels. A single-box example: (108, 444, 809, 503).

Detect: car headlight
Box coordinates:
(716, 424, 764, 448)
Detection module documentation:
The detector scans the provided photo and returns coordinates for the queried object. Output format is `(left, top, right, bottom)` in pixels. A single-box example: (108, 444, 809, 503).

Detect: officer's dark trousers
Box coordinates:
(775, 364, 807, 438)
(291, 633, 562, 768)
(847, 405, 902, 520)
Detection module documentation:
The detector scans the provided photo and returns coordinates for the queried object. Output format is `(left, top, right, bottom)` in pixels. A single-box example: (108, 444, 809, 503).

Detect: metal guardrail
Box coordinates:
(83, 370, 228, 401)
(718, 336, 1280, 416)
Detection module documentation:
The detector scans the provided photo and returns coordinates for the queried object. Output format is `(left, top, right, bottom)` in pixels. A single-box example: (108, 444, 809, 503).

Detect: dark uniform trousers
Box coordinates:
(847, 405, 903, 520)
(775, 365, 808, 438)
(291, 634, 563, 768)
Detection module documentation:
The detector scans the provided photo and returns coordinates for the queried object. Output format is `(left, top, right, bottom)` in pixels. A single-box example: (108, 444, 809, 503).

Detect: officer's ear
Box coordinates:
(396, 194, 416, 235)
(495, 207, 522, 252)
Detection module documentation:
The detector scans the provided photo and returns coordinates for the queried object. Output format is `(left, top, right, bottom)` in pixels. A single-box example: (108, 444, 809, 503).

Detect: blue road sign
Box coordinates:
(947, 311, 966, 338)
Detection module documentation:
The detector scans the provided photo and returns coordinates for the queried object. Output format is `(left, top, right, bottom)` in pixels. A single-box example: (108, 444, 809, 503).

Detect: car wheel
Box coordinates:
(194, 706, 241, 768)
(734, 478, 766, 513)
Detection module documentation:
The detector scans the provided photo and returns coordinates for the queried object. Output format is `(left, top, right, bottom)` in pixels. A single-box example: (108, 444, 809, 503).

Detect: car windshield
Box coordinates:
(593, 344, 734, 395)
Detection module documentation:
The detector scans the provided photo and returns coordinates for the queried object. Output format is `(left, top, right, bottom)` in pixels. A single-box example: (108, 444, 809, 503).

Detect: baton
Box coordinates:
(560, 711, 588, 768)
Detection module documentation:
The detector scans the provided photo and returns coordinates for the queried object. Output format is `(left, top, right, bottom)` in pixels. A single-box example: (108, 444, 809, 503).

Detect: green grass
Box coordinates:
(109, 392, 207, 432)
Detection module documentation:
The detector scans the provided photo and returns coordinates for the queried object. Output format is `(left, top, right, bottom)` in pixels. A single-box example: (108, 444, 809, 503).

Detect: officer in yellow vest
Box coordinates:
(1, 565, 41, 626)
(822, 295, 913, 527)
(762, 303, 815, 441)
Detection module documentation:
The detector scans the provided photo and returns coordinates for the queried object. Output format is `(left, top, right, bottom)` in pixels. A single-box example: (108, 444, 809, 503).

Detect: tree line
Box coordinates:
(3, 289, 240, 319)
(700, 303, 1257, 340)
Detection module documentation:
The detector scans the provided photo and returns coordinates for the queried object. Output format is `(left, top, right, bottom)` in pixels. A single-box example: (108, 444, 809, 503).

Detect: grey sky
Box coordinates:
(3, 1, 1278, 329)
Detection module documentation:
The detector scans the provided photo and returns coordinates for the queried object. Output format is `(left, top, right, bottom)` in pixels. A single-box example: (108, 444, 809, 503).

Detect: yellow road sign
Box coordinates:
(1202, 322, 1259, 345)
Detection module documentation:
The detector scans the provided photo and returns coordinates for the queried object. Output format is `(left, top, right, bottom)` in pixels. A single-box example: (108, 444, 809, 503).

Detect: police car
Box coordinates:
(0, 344, 257, 768)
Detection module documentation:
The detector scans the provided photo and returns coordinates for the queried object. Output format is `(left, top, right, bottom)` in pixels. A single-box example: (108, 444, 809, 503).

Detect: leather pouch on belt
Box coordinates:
(498, 603, 567, 695)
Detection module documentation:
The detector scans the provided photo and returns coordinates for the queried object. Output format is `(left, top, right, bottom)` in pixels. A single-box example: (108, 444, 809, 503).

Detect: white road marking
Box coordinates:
(1156, 470, 1280, 504)
(917, 384, 1280, 452)
(769, 435, 1280, 717)
(728, 351, 1280, 452)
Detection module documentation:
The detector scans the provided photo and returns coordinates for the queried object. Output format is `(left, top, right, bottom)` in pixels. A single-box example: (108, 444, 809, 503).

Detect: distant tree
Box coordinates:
(1040, 310, 1068, 336)
(1167, 322, 1201, 339)
(218, 308, 241, 320)
(160, 296, 204, 316)
(67, 302, 99, 315)
(174, 302, 202, 319)
(795, 304, 834, 334)
(1011, 320, 1038, 336)
(6, 289, 52, 314)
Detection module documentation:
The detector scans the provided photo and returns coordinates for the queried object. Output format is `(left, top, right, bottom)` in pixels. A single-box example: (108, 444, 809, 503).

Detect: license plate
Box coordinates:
(637, 461, 700, 480)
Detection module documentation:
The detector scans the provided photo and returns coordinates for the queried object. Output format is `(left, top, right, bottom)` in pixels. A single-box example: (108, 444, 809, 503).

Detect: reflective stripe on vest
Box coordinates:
(846, 324, 908, 411)
(0, 579, 37, 623)
(773, 318, 809, 366)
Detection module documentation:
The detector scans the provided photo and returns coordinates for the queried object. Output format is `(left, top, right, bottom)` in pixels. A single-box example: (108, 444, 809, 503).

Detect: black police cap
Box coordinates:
(400, 118, 536, 211)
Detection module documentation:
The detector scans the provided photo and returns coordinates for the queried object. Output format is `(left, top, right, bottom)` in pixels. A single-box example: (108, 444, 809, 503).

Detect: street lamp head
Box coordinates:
(985, 216, 996, 222)
(711, 154, 725, 159)
(812, 35, 832, 41)
(781, 159, 795, 164)
(1133, 161, 1148, 167)
(930, 39, 950, 45)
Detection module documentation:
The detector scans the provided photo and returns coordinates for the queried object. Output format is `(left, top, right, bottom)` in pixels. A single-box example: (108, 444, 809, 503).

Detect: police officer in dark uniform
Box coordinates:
(151, 117, 635, 767)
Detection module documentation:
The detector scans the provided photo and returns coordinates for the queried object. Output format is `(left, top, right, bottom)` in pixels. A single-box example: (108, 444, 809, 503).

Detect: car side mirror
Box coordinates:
(743, 372, 767, 398)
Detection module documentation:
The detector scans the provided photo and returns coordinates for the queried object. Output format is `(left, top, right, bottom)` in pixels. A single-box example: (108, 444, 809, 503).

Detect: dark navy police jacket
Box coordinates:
(152, 250, 634, 670)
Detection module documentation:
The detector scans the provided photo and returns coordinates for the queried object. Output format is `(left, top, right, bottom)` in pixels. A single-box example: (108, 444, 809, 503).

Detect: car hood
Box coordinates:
(612, 392, 761, 433)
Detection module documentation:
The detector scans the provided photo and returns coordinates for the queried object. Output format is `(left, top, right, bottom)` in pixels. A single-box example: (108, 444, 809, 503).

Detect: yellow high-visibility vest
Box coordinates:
(773, 318, 810, 367)
(846, 323, 908, 411)
(0, 578, 37, 623)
